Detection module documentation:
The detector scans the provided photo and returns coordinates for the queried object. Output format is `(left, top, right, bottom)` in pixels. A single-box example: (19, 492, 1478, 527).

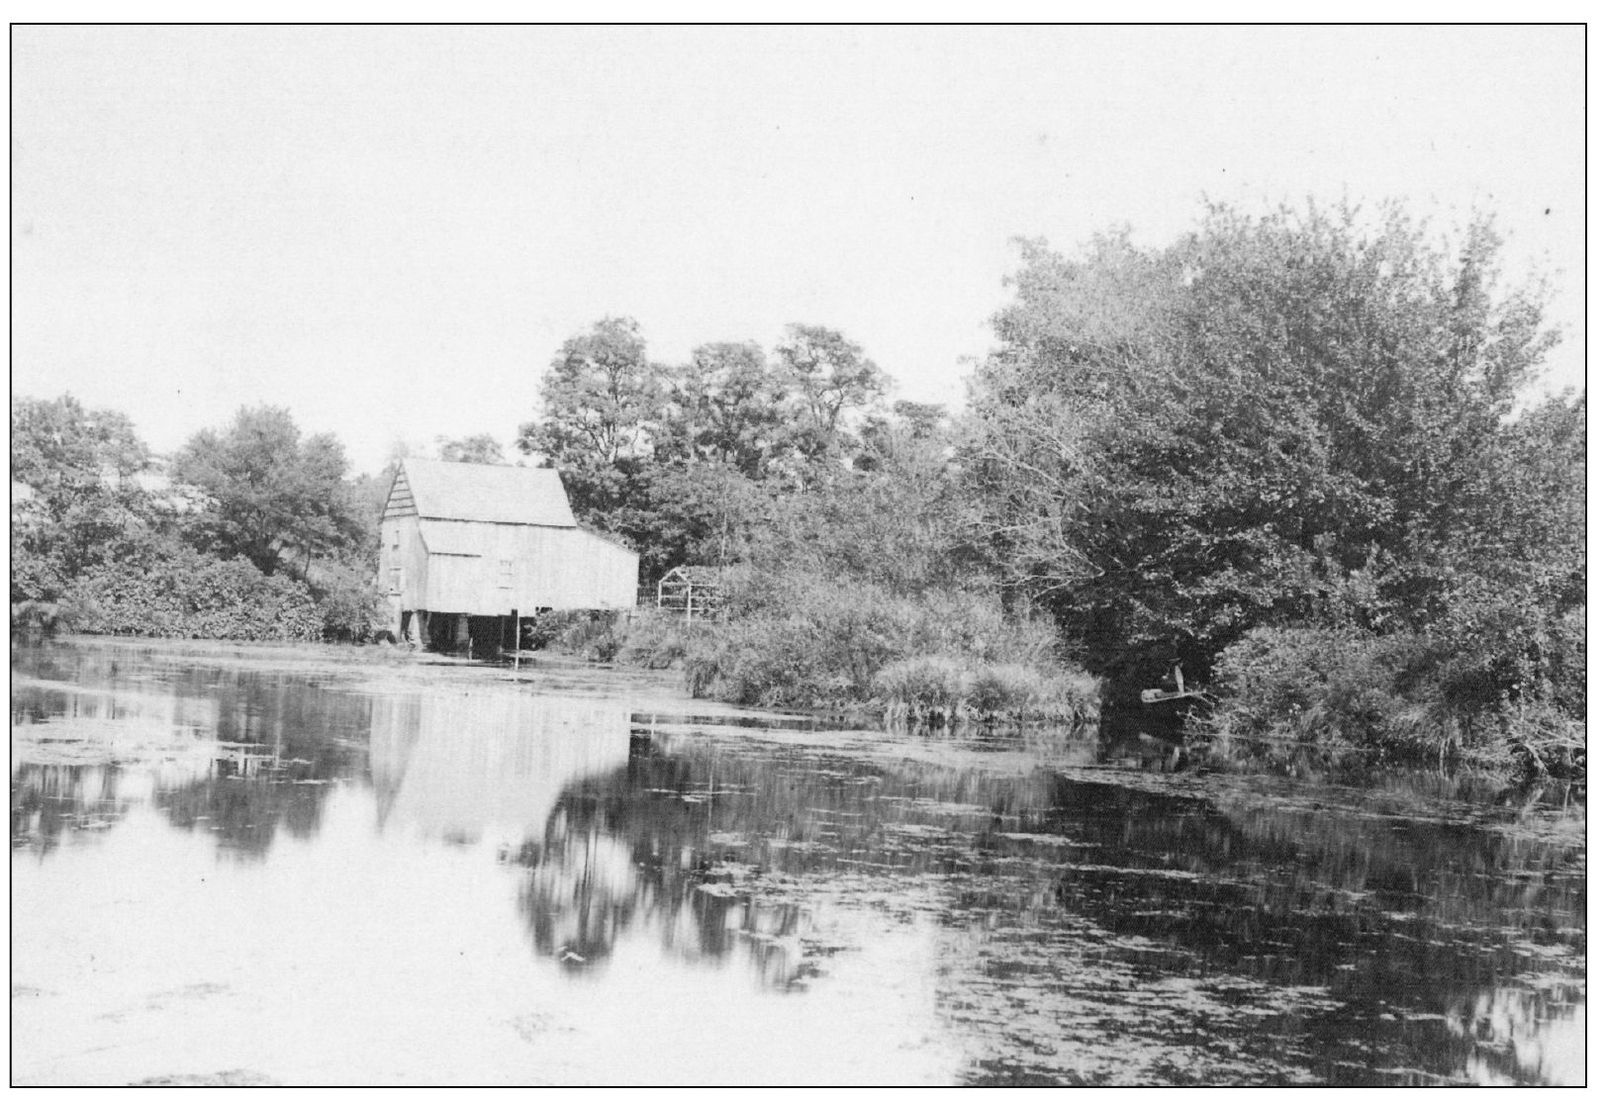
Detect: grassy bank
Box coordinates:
(539, 568, 1101, 726)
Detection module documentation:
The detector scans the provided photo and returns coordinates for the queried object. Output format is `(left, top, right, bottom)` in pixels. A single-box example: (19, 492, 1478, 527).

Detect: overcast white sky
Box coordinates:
(12, 25, 1584, 475)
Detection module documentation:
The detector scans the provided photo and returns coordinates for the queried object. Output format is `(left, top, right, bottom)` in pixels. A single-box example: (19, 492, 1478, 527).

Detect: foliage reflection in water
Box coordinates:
(10, 639, 1584, 1086)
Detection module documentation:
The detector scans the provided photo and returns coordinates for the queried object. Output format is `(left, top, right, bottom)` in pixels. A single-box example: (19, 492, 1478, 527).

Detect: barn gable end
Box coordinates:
(383, 465, 418, 520)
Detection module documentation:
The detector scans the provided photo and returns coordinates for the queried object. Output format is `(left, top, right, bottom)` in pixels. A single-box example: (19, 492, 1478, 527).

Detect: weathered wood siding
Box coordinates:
(398, 520, 638, 614)
(379, 513, 429, 611)
(376, 460, 640, 619)
(425, 551, 484, 613)
(569, 530, 640, 610)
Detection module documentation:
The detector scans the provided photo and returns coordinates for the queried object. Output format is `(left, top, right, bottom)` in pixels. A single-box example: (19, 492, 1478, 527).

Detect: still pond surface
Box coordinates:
(11, 638, 1585, 1085)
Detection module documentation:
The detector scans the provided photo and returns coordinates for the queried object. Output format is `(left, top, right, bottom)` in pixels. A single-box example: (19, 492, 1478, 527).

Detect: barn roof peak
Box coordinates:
(394, 458, 577, 528)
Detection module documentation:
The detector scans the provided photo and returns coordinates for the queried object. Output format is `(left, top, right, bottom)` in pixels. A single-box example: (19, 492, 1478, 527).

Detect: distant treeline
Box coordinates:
(11, 198, 1583, 779)
(11, 399, 386, 643)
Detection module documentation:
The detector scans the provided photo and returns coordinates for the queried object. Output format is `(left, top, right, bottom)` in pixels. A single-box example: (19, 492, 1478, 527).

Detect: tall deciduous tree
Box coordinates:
(12, 393, 148, 489)
(11, 394, 156, 601)
(517, 316, 668, 522)
(773, 324, 890, 467)
(662, 341, 790, 478)
(760, 405, 979, 597)
(967, 203, 1565, 690)
(171, 405, 364, 577)
(635, 461, 774, 576)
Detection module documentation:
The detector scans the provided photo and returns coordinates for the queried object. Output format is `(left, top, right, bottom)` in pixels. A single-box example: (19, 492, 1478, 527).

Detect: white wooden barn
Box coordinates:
(378, 458, 639, 652)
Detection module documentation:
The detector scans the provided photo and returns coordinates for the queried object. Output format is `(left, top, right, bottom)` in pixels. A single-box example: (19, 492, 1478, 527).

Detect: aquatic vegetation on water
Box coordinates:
(9, 638, 1586, 1086)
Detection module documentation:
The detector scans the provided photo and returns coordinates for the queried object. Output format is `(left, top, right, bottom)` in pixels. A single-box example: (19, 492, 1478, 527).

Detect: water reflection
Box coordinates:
(369, 693, 629, 845)
(13, 642, 370, 859)
(488, 730, 1584, 1085)
(10, 639, 1585, 1086)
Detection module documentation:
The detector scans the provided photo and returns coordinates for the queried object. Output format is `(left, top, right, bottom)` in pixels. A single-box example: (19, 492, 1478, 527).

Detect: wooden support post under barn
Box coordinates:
(378, 458, 640, 656)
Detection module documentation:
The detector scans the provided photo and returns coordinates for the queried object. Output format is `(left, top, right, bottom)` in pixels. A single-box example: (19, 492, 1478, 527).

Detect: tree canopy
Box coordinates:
(967, 203, 1568, 691)
(774, 323, 892, 465)
(661, 340, 789, 477)
(11, 394, 156, 603)
(518, 317, 896, 573)
(171, 405, 365, 577)
(436, 433, 507, 464)
(518, 316, 663, 519)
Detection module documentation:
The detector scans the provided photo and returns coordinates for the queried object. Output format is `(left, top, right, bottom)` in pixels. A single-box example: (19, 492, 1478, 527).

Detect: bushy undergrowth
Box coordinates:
(558, 615, 625, 663)
(672, 567, 1098, 722)
(617, 610, 705, 669)
(530, 610, 632, 663)
(65, 549, 323, 642)
(1193, 618, 1585, 780)
(309, 562, 388, 643)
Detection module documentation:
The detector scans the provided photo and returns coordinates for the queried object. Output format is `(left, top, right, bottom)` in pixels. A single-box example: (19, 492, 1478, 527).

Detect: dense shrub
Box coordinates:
(521, 610, 568, 650)
(1194, 621, 1584, 778)
(520, 609, 618, 659)
(617, 610, 705, 669)
(310, 562, 387, 643)
(1196, 627, 1406, 763)
(66, 548, 322, 642)
(9, 597, 88, 635)
(680, 567, 1098, 720)
(968, 662, 1101, 723)
(553, 612, 626, 663)
(684, 573, 914, 709)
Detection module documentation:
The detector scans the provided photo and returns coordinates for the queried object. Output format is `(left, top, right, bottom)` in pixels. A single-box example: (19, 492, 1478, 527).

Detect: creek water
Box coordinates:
(10, 637, 1585, 1085)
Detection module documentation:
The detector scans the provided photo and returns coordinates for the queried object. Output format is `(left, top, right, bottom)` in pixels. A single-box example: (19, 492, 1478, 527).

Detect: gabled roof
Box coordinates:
(394, 458, 576, 527)
(660, 564, 729, 584)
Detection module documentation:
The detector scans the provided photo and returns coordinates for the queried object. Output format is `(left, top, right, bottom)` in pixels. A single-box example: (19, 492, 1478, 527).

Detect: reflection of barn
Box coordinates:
(378, 458, 640, 653)
(367, 691, 630, 844)
(365, 687, 810, 977)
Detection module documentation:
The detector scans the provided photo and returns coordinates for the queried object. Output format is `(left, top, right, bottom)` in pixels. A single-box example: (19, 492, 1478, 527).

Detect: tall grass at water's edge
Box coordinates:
(872, 655, 1101, 726)
(602, 571, 1104, 726)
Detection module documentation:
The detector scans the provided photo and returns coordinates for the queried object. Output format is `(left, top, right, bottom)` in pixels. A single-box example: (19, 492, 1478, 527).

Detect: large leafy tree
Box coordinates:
(967, 203, 1566, 691)
(773, 324, 891, 468)
(171, 405, 365, 578)
(11, 394, 156, 602)
(634, 461, 774, 576)
(517, 318, 901, 578)
(660, 340, 791, 478)
(517, 317, 668, 522)
(761, 402, 980, 596)
(12, 393, 148, 488)
(634, 341, 793, 574)
(1433, 391, 1585, 723)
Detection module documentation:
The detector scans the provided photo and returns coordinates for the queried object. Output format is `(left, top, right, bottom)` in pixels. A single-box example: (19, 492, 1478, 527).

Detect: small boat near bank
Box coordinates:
(1139, 664, 1212, 707)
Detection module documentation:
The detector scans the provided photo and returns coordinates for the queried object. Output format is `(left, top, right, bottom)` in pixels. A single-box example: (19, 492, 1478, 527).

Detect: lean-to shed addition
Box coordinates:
(378, 458, 639, 650)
